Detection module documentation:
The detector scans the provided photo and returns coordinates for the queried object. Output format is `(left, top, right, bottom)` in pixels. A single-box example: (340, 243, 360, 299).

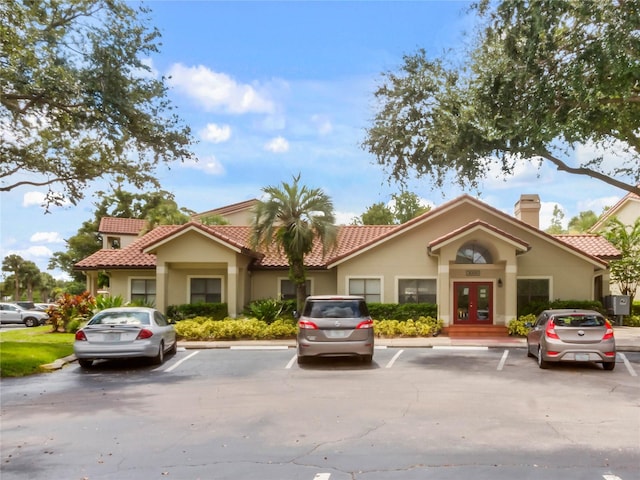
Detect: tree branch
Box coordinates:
(539, 151, 640, 196)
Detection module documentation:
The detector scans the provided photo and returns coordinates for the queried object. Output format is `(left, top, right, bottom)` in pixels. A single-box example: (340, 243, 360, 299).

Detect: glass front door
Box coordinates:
(454, 282, 493, 324)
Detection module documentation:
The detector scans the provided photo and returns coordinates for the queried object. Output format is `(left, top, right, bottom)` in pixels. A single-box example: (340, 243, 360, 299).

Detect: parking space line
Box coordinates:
(286, 354, 297, 369)
(497, 349, 509, 371)
(603, 474, 623, 480)
(164, 350, 199, 373)
(385, 349, 404, 369)
(314, 474, 331, 480)
(618, 353, 637, 377)
(433, 346, 489, 351)
(230, 345, 289, 350)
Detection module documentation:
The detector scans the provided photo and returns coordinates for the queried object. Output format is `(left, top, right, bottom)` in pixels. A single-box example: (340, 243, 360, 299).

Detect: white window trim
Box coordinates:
(278, 277, 314, 299)
(128, 276, 156, 303)
(394, 276, 438, 303)
(187, 275, 224, 304)
(345, 276, 384, 302)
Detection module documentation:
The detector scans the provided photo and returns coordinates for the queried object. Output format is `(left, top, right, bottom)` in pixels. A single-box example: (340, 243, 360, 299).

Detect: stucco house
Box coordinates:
(75, 194, 620, 335)
(589, 190, 640, 299)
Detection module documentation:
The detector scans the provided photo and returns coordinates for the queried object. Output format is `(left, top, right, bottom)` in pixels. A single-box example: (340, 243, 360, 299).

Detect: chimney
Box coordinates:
(514, 194, 541, 229)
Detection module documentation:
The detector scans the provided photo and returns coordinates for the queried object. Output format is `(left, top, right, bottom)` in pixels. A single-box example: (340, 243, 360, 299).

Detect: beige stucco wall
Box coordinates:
(251, 269, 337, 300)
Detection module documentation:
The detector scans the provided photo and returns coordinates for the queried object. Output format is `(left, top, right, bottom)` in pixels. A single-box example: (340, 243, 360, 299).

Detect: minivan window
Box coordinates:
(303, 300, 368, 318)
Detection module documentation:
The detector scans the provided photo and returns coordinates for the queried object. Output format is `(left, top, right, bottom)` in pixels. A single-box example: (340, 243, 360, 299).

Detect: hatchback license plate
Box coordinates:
(575, 353, 590, 361)
(326, 330, 348, 338)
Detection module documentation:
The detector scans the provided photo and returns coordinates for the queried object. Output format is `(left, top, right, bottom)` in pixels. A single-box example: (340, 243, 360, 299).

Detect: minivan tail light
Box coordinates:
(545, 320, 560, 339)
(602, 320, 614, 340)
(75, 330, 87, 341)
(356, 319, 374, 329)
(136, 329, 154, 340)
(298, 320, 318, 330)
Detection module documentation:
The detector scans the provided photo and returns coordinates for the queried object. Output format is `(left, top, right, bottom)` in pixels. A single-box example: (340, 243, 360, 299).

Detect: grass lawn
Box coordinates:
(0, 326, 75, 377)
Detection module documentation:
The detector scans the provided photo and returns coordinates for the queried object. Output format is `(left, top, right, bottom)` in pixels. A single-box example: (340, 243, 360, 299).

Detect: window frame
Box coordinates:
(187, 276, 224, 304)
(396, 277, 437, 304)
(129, 277, 156, 305)
(347, 276, 383, 303)
(278, 277, 312, 301)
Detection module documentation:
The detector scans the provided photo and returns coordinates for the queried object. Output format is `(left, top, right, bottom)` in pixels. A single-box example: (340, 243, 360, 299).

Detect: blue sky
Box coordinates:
(0, 1, 628, 280)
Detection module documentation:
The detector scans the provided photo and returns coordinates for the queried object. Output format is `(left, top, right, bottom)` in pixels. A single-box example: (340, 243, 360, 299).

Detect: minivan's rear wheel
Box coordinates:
(537, 345, 549, 369)
(297, 355, 307, 365)
(602, 361, 616, 371)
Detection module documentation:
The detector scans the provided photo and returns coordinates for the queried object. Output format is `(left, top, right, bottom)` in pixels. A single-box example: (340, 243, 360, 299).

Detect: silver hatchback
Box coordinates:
(296, 295, 374, 364)
(527, 309, 616, 370)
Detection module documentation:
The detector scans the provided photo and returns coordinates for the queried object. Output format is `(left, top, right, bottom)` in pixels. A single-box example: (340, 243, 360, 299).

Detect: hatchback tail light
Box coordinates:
(602, 320, 614, 340)
(136, 329, 154, 340)
(298, 320, 319, 330)
(356, 319, 374, 329)
(75, 330, 87, 341)
(545, 319, 560, 339)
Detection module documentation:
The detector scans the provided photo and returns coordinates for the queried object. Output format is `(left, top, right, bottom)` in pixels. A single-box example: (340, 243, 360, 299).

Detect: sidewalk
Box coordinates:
(179, 326, 640, 352)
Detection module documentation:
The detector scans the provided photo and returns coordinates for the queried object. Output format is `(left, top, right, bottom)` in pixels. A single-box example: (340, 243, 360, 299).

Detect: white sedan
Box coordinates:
(74, 307, 177, 368)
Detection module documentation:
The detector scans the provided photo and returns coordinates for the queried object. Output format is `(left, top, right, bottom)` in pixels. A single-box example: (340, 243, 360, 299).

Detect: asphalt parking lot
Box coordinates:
(1, 346, 639, 480)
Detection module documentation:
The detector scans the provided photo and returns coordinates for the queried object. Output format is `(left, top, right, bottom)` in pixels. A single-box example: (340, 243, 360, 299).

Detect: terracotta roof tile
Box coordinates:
(99, 217, 147, 235)
(554, 234, 621, 259)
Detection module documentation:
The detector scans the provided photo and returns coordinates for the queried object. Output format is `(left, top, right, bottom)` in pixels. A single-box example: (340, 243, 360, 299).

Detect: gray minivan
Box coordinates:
(296, 295, 374, 364)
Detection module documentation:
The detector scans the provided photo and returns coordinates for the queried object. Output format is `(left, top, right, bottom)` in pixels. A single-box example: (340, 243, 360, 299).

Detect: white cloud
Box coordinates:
(30, 232, 64, 243)
(335, 210, 358, 225)
(167, 63, 275, 114)
(22, 190, 71, 208)
(22, 191, 47, 207)
(182, 156, 225, 175)
(200, 123, 232, 143)
(311, 114, 333, 135)
(539, 201, 566, 230)
(4, 245, 54, 261)
(264, 136, 289, 153)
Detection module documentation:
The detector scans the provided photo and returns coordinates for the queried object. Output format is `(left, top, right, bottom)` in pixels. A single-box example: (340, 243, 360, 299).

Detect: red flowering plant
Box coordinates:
(48, 291, 95, 332)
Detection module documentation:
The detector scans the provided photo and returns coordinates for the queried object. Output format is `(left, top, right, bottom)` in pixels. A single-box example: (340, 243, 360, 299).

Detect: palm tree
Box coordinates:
(251, 174, 337, 312)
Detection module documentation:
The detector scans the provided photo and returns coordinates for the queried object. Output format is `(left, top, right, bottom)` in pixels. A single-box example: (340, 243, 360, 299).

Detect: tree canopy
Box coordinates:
(363, 0, 640, 196)
(356, 191, 430, 225)
(0, 0, 194, 208)
(49, 187, 191, 280)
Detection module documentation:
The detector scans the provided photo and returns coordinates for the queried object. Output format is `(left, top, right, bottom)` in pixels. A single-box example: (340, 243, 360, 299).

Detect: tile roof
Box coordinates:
(553, 234, 621, 259)
(75, 196, 620, 271)
(99, 217, 148, 235)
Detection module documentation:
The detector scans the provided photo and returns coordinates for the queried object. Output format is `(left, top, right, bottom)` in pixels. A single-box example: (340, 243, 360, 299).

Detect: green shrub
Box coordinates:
(507, 314, 536, 336)
(518, 299, 604, 317)
(244, 298, 284, 324)
(625, 315, 640, 327)
(94, 294, 125, 311)
(174, 317, 296, 341)
(368, 303, 437, 321)
(373, 316, 442, 337)
(167, 303, 228, 321)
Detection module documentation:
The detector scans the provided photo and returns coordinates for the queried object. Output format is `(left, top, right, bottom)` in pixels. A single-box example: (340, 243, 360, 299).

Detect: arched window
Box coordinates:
(456, 242, 493, 264)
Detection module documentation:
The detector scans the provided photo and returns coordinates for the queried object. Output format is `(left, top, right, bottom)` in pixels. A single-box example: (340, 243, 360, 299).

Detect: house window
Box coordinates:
(280, 279, 311, 300)
(349, 278, 381, 303)
(517, 278, 549, 312)
(456, 242, 493, 264)
(190, 278, 222, 303)
(398, 279, 437, 304)
(131, 279, 156, 305)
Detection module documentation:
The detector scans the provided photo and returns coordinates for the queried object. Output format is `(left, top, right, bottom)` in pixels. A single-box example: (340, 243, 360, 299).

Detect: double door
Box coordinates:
(454, 282, 492, 324)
